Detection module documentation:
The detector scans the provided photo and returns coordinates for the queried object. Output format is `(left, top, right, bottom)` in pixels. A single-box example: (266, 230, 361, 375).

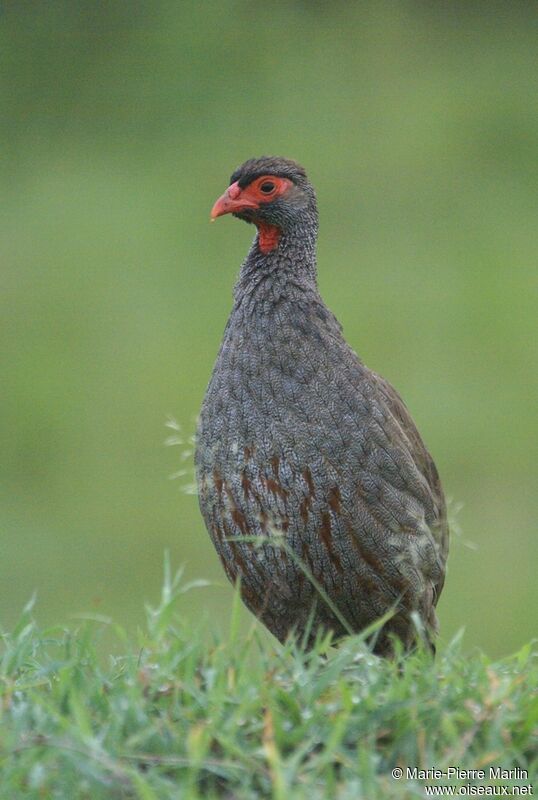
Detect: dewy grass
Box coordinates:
(0, 563, 536, 800)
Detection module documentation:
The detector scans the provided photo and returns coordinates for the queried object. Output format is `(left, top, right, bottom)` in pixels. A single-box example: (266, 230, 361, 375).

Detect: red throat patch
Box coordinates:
(257, 222, 281, 254)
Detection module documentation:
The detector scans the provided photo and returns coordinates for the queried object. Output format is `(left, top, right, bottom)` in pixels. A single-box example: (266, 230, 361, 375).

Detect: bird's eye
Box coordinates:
(260, 181, 276, 194)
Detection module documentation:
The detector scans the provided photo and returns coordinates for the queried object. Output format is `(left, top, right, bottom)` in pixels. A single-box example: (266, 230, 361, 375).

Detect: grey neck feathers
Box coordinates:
(233, 212, 319, 310)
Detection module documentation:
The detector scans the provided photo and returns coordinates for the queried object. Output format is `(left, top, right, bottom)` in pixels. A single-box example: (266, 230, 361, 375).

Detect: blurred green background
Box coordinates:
(2, 2, 537, 657)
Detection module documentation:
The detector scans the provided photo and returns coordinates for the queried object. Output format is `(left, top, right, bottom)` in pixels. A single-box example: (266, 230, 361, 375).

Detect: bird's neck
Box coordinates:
(234, 216, 319, 308)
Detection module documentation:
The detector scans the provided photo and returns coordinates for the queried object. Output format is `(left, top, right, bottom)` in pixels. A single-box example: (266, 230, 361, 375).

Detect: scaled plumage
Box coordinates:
(196, 157, 448, 655)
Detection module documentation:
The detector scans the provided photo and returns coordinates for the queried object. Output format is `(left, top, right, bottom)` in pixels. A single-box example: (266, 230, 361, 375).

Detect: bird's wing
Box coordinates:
(369, 370, 449, 600)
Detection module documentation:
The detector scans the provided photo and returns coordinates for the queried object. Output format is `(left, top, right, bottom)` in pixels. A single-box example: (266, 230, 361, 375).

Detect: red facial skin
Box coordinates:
(210, 175, 293, 253)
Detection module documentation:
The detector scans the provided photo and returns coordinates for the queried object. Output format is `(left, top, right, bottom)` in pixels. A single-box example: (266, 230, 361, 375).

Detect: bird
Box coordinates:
(195, 156, 448, 656)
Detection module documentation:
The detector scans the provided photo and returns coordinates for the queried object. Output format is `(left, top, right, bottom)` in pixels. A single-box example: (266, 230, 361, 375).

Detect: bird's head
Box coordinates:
(210, 156, 317, 253)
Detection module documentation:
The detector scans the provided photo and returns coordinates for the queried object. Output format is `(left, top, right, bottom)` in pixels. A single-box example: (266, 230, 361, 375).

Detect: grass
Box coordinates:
(1, 563, 536, 799)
